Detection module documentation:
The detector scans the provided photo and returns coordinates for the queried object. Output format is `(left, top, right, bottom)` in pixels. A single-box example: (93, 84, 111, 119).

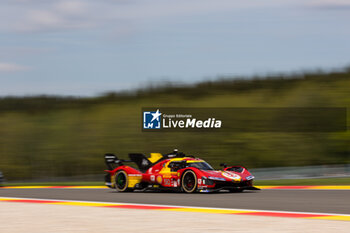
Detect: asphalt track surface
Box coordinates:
(1, 188, 350, 214)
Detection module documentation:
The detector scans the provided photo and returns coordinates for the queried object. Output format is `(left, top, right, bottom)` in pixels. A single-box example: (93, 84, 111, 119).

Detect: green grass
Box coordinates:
(3, 177, 350, 187)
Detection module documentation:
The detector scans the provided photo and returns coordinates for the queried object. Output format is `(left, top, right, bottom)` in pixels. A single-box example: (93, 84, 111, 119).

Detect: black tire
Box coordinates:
(115, 170, 133, 192)
(181, 170, 198, 193)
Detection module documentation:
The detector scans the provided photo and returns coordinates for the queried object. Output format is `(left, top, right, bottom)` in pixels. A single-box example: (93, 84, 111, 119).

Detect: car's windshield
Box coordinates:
(186, 162, 214, 170)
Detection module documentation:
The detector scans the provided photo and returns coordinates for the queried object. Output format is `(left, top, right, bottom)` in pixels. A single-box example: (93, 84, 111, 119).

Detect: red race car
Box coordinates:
(104, 149, 259, 193)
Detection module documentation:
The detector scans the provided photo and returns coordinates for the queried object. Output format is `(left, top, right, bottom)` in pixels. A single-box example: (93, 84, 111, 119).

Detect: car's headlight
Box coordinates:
(208, 176, 226, 181)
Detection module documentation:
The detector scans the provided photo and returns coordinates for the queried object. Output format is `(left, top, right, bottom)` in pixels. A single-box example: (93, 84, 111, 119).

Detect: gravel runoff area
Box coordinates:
(1, 202, 349, 233)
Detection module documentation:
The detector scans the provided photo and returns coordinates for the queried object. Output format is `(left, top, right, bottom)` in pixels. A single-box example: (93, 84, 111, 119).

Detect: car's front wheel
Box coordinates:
(181, 170, 197, 193)
(115, 170, 133, 192)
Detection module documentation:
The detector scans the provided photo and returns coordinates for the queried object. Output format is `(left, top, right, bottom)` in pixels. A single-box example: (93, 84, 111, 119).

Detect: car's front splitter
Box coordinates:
(198, 185, 260, 193)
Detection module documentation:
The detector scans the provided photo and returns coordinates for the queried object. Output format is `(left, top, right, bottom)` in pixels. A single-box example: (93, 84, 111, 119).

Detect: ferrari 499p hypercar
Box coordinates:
(104, 149, 259, 193)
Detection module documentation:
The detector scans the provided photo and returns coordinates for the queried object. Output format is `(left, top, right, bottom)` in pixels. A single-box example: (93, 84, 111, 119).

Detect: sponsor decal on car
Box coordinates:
(221, 171, 241, 180)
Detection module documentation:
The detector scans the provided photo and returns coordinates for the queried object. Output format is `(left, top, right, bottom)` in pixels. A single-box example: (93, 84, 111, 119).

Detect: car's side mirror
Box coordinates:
(220, 163, 227, 168)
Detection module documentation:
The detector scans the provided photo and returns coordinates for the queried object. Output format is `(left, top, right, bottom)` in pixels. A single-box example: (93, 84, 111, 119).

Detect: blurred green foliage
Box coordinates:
(0, 69, 350, 180)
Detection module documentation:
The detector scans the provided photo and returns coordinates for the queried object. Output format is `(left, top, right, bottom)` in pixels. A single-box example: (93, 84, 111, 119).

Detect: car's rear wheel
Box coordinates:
(115, 170, 133, 192)
(181, 170, 197, 193)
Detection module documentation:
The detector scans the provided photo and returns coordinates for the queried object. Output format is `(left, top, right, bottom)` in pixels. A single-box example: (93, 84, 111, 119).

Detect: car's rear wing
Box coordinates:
(104, 153, 127, 170)
(104, 149, 191, 172)
(104, 153, 152, 172)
